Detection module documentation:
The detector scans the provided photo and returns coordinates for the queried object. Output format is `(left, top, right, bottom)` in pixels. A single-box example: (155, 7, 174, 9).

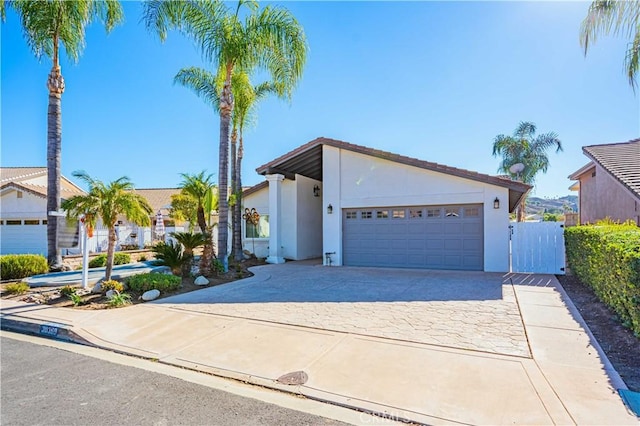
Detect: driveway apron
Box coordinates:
(154, 263, 531, 358)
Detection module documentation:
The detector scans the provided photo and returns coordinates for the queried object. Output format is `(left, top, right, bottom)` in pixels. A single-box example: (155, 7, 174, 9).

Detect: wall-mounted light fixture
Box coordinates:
(313, 185, 320, 197)
(493, 197, 500, 209)
(327, 204, 333, 214)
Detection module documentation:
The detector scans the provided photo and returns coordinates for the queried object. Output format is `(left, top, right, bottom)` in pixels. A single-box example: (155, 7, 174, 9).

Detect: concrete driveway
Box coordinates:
(157, 262, 529, 357)
(3, 261, 636, 424)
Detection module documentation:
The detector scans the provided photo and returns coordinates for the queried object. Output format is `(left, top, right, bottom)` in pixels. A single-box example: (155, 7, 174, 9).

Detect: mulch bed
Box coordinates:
(1, 257, 265, 310)
(556, 274, 640, 392)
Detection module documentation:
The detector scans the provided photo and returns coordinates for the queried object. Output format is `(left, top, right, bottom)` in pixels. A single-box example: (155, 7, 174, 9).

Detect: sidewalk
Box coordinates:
(2, 266, 638, 425)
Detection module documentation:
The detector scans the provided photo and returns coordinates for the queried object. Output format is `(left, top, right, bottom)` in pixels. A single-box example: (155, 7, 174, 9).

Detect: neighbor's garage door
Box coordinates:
(0, 219, 47, 255)
(343, 204, 483, 270)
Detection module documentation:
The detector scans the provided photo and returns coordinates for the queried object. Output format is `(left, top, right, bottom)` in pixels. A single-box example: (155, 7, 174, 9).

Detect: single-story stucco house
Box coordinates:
(241, 137, 531, 272)
(568, 138, 640, 226)
(0, 167, 86, 255)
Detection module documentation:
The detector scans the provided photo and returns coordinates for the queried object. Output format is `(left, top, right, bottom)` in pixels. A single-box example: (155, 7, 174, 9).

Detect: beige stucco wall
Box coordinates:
(578, 164, 639, 224)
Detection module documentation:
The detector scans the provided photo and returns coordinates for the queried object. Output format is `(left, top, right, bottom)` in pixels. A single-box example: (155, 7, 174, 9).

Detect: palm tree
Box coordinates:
(143, 0, 307, 270)
(61, 172, 151, 281)
(231, 77, 284, 261)
(581, 0, 640, 90)
(174, 67, 286, 262)
(177, 171, 216, 275)
(178, 171, 215, 233)
(492, 122, 563, 222)
(2, 0, 124, 269)
(172, 231, 208, 277)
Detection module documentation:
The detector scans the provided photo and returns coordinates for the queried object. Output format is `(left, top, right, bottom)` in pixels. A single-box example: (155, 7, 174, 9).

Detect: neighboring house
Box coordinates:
(569, 139, 640, 226)
(120, 188, 183, 247)
(0, 167, 85, 255)
(242, 137, 531, 272)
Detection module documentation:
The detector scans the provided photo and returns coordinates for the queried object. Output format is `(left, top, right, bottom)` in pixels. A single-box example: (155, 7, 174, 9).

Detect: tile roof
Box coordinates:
(0, 167, 47, 183)
(0, 167, 85, 199)
(134, 188, 182, 213)
(582, 138, 640, 199)
(255, 137, 532, 212)
(243, 181, 268, 197)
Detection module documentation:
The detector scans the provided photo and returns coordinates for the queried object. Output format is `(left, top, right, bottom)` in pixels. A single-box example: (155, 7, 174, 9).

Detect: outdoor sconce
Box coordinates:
(493, 197, 500, 209)
(327, 204, 333, 214)
(313, 185, 320, 197)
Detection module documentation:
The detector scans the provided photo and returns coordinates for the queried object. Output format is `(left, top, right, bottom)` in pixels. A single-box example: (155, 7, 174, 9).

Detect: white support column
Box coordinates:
(266, 174, 286, 264)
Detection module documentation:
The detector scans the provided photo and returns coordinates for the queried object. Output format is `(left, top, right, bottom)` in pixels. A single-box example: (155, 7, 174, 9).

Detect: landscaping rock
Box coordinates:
(141, 289, 160, 301)
(105, 290, 115, 299)
(91, 282, 102, 294)
(194, 276, 209, 286)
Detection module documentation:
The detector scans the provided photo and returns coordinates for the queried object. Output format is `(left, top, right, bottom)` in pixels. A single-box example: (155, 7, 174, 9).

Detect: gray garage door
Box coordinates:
(343, 204, 483, 270)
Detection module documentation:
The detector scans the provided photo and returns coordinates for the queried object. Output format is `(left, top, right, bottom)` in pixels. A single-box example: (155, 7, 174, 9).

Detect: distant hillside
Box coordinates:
(525, 195, 578, 216)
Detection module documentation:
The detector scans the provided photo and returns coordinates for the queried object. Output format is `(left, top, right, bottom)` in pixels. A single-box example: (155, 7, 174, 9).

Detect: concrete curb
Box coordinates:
(0, 316, 91, 346)
(0, 314, 412, 424)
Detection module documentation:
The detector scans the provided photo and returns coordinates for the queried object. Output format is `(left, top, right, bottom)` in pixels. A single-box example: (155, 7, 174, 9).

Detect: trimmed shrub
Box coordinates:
(88, 253, 131, 268)
(126, 273, 181, 293)
(4, 282, 30, 295)
(565, 223, 640, 336)
(0, 254, 48, 280)
(100, 280, 124, 293)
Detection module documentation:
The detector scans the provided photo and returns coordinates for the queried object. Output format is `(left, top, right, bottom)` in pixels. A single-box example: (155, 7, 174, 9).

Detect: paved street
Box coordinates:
(156, 264, 530, 357)
(0, 334, 348, 426)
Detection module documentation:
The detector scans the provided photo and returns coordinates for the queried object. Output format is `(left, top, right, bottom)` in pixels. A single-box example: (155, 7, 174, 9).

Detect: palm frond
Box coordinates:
(174, 66, 222, 112)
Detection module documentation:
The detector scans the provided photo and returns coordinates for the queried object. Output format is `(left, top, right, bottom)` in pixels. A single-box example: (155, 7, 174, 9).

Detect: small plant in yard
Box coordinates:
(89, 253, 131, 268)
(211, 259, 225, 276)
(126, 273, 181, 293)
(108, 291, 131, 308)
(60, 285, 77, 297)
(4, 282, 30, 295)
(151, 241, 185, 275)
(138, 255, 147, 262)
(68, 293, 85, 307)
(100, 280, 124, 293)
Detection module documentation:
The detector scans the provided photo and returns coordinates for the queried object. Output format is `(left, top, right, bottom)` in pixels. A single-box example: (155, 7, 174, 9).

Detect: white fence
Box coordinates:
(510, 222, 565, 275)
(63, 224, 185, 255)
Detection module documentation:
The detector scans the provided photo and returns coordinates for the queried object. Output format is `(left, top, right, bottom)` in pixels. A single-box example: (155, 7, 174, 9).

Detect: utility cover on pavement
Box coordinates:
(276, 371, 308, 385)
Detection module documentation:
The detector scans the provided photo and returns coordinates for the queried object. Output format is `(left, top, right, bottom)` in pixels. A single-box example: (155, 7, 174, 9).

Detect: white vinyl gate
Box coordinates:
(510, 222, 565, 275)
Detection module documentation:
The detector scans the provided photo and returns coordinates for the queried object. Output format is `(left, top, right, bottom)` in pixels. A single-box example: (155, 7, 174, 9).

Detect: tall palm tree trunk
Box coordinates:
(230, 128, 238, 260)
(105, 225, 117, 280)
(233, 133, 244, 261)
(46, 63, 65, 268)
(217, 66, 233, 271)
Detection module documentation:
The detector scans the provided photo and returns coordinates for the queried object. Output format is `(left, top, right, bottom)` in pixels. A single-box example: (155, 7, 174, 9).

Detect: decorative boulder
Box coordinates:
(141, 289, 160, 301)
(105, 290, 115, 299)
(194, 276, 209, 286)
(91, 282, 102, 294)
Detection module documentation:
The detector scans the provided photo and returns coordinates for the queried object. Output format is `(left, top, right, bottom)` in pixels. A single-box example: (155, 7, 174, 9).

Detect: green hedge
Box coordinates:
(88, 253, 131, 268)
(0, 254, 49, 280)
(126, 273, 181, 293)
(565, 224, 640, 336)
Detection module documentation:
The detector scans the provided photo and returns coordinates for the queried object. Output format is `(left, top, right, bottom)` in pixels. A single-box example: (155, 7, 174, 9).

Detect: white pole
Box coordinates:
(81, 217, 89, 289)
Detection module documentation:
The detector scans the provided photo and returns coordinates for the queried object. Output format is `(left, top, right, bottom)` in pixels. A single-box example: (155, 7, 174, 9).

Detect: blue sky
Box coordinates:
(2, 1, 638, 198)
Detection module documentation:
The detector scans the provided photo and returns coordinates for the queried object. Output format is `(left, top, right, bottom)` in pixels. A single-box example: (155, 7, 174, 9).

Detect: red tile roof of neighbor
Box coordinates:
(0, 167, 85, 199)
(255, 137, 532, 212)
(132, 188, 182, 214)
(582, 138, 640, 199)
